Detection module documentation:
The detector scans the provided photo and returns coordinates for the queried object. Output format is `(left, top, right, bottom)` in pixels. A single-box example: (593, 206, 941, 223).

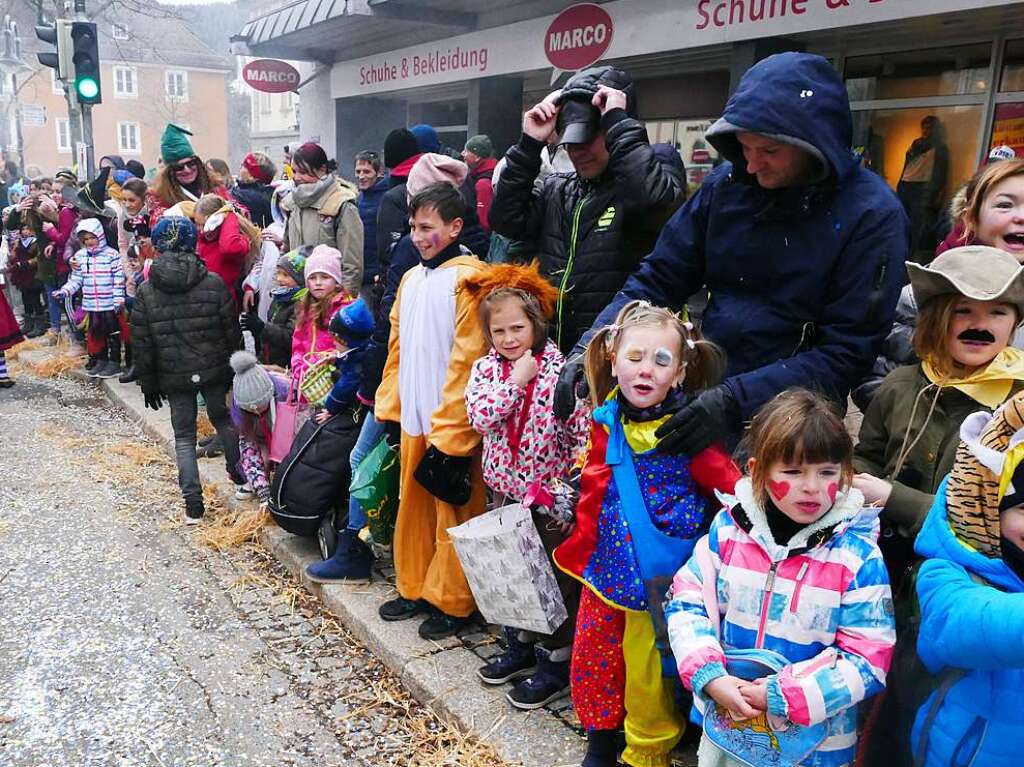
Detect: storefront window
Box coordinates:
(1000, 39, 1024, 92)
(852, 105, 983, 254)
(845, 44, 991, 101)
(990, 102, 1024, 156)
(644, 118, 719, 186)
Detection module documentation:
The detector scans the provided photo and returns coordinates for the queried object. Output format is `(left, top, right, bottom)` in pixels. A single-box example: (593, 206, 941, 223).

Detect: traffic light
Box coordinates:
(70, 21, 101, 105)
(35, 19, 72, 80)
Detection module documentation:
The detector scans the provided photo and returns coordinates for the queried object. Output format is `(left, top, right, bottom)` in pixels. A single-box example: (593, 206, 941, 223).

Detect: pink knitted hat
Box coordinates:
(305, 244, 344, 286)
(406, 153, 469, 199)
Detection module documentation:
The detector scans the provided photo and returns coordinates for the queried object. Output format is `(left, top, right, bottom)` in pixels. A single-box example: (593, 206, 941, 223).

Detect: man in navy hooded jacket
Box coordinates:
(559, 53, 910, 453)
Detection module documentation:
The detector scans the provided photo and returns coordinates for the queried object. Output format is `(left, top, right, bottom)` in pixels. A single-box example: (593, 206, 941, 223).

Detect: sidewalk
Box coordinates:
(19, 348, 588, 767)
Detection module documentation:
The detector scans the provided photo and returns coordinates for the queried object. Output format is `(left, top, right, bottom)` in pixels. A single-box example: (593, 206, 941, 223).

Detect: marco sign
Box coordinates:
(243, 59, 301, 93)
(545, 3, 614, 73)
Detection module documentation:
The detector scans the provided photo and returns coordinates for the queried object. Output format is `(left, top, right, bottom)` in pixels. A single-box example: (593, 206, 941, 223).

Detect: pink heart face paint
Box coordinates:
(768, 480, 790, 502)
(764, 462, 844, 526)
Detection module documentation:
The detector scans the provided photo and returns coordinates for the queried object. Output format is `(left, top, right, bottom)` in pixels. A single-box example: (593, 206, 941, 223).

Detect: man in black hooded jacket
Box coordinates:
(489, 66, 683, 353)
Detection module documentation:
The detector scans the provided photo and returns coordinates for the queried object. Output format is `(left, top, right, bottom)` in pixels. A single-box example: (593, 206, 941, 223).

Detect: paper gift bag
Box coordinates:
(448, 503, 567, 635)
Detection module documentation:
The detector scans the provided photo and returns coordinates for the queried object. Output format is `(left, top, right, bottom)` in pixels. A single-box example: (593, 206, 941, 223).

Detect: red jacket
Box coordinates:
(470, 157, 498, 232)
(197, 211, 250, 306)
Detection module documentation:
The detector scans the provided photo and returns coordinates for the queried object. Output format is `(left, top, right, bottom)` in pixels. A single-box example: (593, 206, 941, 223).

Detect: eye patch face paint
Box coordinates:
(654, 347, 674, 367)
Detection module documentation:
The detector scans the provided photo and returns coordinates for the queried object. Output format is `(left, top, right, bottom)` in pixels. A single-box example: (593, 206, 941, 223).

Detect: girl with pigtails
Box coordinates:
(552, 300, 741, 767)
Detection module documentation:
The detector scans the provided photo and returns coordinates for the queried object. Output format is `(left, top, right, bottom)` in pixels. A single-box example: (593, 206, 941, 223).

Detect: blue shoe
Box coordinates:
(506, 645, 570, 709)
(305, 528, 373, 583)
(478, 627, 536, 685)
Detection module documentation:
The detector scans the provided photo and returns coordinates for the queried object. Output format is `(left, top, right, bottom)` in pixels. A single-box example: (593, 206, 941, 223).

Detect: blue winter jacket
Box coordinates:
(577, 53, 909, 421)
(912, 478, 1024, 767)
(357, 176, 388, 286)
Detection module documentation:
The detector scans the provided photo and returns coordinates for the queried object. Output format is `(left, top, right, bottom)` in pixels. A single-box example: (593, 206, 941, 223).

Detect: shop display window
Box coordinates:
(853, 105, 983, 254)
(644, 118, 719, 186)
(990, 102, 1024, 157)
(845, 44, 991, 101)
(1000, 39, 1024, 92)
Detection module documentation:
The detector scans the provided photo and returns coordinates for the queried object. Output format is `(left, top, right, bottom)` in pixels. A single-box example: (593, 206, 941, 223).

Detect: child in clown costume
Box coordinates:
(553, 300, 741, 767)
(374, 183, 491, 641)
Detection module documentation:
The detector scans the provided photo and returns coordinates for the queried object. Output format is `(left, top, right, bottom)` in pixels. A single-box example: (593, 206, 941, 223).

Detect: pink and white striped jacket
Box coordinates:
(665, 478, 896, 767)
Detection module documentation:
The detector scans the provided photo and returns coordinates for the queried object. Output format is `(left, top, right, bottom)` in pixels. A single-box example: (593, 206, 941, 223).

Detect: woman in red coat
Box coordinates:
(194, 195, 260, 309)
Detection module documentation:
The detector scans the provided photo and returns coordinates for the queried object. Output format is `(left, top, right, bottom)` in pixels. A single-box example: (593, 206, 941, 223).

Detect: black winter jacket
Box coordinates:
(489, 109, 683, 352)
(131, 251, 241, 394)
(230, 182, 274, 228)
(259, 295, 298, 369)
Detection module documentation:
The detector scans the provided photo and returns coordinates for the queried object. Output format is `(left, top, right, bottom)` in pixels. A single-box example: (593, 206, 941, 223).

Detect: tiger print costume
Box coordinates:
(946, 391, 1024, 557)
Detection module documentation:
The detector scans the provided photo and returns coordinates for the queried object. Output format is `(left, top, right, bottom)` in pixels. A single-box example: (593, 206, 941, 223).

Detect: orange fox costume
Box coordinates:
(375, 253, 490, 617)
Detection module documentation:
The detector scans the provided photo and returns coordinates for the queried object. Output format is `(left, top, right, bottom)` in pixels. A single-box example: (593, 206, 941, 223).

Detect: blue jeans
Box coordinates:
(42, 281, 62, 331)
(347, 415, 385, 531)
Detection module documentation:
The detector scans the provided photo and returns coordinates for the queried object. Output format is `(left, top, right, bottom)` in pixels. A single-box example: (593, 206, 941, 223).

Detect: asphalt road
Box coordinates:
(0, 373, 429, 767)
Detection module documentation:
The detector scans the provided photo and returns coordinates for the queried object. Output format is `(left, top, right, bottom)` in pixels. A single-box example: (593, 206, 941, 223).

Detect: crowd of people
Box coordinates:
(1, 51, 1023, 767)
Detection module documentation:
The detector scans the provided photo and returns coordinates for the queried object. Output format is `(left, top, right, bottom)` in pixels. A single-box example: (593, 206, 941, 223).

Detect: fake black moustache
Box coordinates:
(958, 328, 996, 343)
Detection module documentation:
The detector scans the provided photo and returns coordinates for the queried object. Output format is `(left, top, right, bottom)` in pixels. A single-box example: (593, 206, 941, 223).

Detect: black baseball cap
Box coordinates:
(556, 99, 601, 146)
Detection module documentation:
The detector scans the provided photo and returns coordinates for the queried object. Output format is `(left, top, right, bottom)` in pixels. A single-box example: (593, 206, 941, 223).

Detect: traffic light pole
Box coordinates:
(80, 102, 94, 180)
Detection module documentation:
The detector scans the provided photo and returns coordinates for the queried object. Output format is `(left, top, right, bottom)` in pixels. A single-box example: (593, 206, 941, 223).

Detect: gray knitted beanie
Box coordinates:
(230, 351, 275, 412)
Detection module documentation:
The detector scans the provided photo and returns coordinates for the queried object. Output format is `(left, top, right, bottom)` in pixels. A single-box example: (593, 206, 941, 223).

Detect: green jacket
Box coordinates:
(854, 363, 1024, 536)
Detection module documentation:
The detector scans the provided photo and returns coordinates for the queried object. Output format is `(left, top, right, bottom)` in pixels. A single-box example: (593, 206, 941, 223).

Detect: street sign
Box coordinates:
(20, 104, 45, 127)
(243, 59, 300, 93)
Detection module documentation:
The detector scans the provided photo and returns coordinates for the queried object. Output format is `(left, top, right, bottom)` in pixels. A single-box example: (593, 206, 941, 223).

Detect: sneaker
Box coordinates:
(306, 529, 374, 583)
(506, 646, 571, 710)
(378, 596, 426, 622)
(0, 377, 14, 389)
(418, 609, 468, 641)
(184, 497, 205, 526)
(234, 483, 255, 500)
(94, 360, 122, 379)
(478, 626, 536, 685)
(118, 365, 137, 384)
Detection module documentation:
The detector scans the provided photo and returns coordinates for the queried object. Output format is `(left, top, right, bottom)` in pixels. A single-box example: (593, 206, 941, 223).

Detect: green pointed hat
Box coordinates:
(161, 123, 195, 164)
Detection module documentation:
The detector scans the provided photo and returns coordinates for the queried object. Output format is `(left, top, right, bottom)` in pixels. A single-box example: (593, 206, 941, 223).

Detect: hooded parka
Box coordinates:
(578, 53, 910, 421)
(281, 175, 363, 296)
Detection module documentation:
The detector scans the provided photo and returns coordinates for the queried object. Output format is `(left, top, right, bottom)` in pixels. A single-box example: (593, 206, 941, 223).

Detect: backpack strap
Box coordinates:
(911, 668, 968, 767)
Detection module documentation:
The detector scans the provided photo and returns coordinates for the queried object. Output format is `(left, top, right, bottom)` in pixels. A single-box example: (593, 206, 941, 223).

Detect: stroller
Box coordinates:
(268, 407, 362, 558)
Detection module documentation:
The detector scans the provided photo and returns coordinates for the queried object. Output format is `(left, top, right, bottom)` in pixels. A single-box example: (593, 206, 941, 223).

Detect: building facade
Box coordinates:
(236, 0, 1024, 219)
(15, 9, 231, 176)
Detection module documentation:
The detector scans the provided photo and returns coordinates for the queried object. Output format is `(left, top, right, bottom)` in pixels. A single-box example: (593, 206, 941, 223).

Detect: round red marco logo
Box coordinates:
(243, 59, 301, 94)
(544, 3, 614, 72)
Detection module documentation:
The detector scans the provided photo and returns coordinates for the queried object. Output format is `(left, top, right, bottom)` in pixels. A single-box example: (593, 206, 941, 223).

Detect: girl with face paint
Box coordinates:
(666, 389, 894, 767)
(552, 300, 742, 767)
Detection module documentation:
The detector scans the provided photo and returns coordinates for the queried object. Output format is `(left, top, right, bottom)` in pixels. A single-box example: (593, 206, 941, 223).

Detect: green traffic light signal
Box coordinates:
(76, 77, 99, 100)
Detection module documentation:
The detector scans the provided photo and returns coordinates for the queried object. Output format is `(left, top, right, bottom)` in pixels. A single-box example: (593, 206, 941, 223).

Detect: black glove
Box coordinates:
(655, 384, 739, 457)
(553, 354, 588, 422)
(414, 446, 472, 506)
(143, 391, 165, 411)
(239, 312, 264, 334)
(382, 420, 401, 449)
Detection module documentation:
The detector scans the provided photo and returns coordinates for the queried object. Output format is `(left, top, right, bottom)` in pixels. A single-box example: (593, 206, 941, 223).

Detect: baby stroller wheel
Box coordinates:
(317, 513, 338, 560)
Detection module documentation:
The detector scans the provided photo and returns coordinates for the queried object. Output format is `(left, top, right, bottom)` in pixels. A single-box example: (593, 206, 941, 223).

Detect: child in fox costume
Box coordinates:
(462, 261, 590, 709)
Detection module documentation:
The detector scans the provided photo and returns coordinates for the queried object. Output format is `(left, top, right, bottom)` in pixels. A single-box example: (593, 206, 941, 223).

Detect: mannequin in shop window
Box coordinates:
(898, 115, 949, 261)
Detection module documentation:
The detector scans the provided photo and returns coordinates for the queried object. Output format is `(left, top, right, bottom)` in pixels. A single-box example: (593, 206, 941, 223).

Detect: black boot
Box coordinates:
(96, 334, 122, 379)
(119, 341, 136, 383)
(184, 496, 205, 525)
(581, 730, 620, 767)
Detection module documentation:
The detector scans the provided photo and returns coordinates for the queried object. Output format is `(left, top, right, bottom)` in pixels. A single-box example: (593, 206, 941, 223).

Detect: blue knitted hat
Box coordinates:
(329, 298, 374, 344)
(151, 215, 197, 253)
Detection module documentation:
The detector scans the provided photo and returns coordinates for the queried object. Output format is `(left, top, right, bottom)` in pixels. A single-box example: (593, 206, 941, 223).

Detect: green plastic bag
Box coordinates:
(350, 437, 400, 546)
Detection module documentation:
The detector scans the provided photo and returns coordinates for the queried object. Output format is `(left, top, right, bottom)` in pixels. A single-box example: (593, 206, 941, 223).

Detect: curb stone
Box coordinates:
(21, 350, 586, 767)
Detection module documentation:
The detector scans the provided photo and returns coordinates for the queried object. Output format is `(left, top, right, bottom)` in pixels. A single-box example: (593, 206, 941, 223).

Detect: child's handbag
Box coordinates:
(692, 536, 830, 767)
(269, 380, 305, 463)
(297, 325, 335, 406)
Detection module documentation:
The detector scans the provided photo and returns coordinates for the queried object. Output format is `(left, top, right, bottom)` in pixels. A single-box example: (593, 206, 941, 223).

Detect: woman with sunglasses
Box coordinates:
(278, 142, 363, 299)
(147, 124, 232, 230)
